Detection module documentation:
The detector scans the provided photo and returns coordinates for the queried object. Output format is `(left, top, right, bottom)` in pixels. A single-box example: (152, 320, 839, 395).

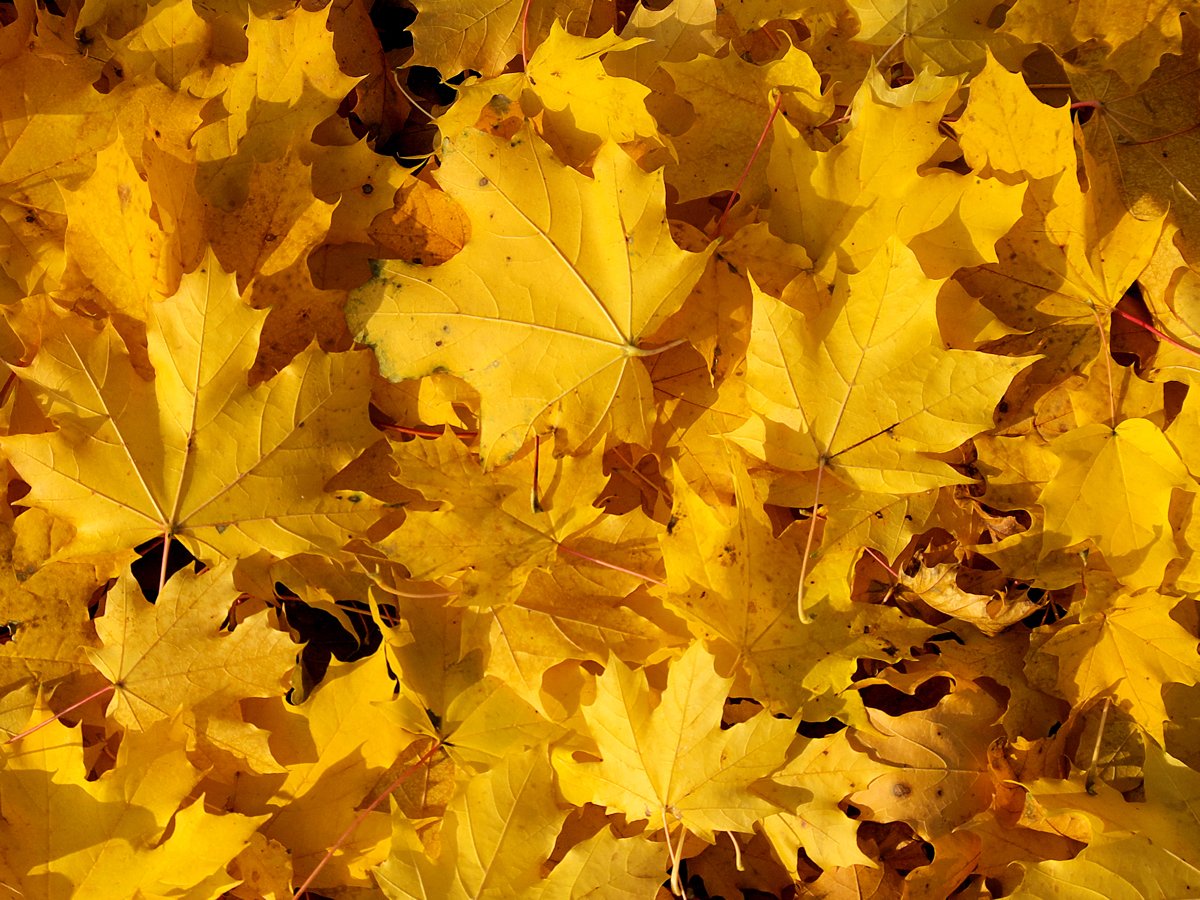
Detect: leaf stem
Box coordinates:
(519, 0, 534, 70)
(531, 434, 543, 513)
(158, 529, 171, 597)
(556, 543, 665, 586)
(1091, 307, 1117, 427)
(1113, 307, 1200, 357)
(4, 683, 115, 746)
(291, 740, 443, 900)
(1084, 697, 1111, 795)
(664, 809, 686, 896)
(796, 460, 826, 624)
(714, 91, 785, 236)
(863, 546, 899, 579)
(625, 337, 689, 358)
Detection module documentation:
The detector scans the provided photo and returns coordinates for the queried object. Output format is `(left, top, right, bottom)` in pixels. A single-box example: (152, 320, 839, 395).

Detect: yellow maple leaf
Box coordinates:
(375, 749, 566, 899)
(551, 642, 795, 851)
(849, 681, 1004, 839)
(523, 22, 659, 148)
(62, 135, 181, 323)
(0, 702, 266, 898)
(763, 730, 897, 872)
(955, 53, 1076, 181)
(86, 562, 295, 731)
(406, 0, 587, 77)
(664, 46, 830, 203)
(1035, 589, 1200, 744)
(1004, 0, 1185, 88)
(848, 0, 1022, 75)
(242, 652, 425, 890)
(661, 459, 934, 706)
(769, 69, 1026, 278)
(380, 433, 659, 604)
(1015, 743, 1200, 896)
(348, 123, 712, 463)
(733, 239, 1030, 493)
(1038, 417, 1189, 586)
(1, 250, 379, 563)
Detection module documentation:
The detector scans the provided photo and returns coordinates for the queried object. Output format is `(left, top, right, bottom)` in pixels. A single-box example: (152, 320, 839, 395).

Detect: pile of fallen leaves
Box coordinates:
(1, 0, 1199, 896)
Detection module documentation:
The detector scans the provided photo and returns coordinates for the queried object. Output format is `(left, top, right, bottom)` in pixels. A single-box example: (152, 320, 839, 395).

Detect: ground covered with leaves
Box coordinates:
(0, 0, 1198, 897)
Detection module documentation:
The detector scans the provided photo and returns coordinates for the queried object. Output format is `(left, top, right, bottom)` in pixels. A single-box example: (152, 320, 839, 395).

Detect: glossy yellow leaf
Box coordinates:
(86, 562, 295, 731)
(848, 0, 1020, 75)
(1038, 418, 1189, 584)
(524, 22, 658, 147)
(380, 433, 659, 604)
(661, 459, 935, 704)
(375, 749, 565, 899)
(734, 239, 1030, 493)
(769, 70, 1026, 278)
(850, 682, 1003, 838)
(1, 251, 380, 563)
(956, 52, 1076, 180)
(1036, 590, 1200, 744)
(552, 641, 795, 841)
(0, 704, 266, 899)
(348, 123, 712, 462)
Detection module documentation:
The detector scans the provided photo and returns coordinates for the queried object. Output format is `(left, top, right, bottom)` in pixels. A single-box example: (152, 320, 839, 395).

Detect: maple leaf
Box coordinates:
(192, 4, 358, 204)
(663, 46, 829, 203)
(375, 748, 567, 899)
(379, 432, 660, 603)
(605, 0, 721, 84)
(661, 458, 935, 709)
(1065, 24, 1200, 263)
(240, 652, 423, 890)
(1037, 418, 1189, 586)
(1014, 742, 1200, 897)
(0, 510, 105, 693)
(1, 250, 380, 564)
(762, 731, 898, 872)
(769, 70, 1026, 279)
(61, 136, 179, 321)
(1033, 588, 1200, 744)
(86, 562, 295, 731)
(0, 702, 266, 898)
(847, 0, 1021, 75)
(849, 680, 1004, 839)
(957, 58, 1166, 331)
(552, 642, 795, 843)
(348, 122, 712, 462)
(520, 22, 660, 150)
(733, 239, 1029, 493)
(406, 0, 589, 78)
(1004, 0, 1186, 88)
